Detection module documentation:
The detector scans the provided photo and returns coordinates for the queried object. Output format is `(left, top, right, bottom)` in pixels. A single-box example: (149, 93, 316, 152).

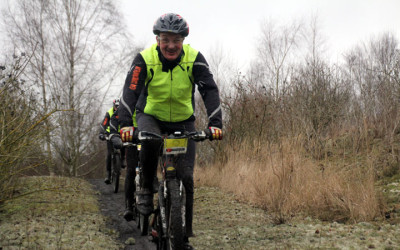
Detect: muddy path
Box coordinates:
(89, 179, 156, 250)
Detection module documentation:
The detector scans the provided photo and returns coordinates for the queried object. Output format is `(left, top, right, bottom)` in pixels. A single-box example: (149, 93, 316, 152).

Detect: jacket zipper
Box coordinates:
(170, 70, 173, 121)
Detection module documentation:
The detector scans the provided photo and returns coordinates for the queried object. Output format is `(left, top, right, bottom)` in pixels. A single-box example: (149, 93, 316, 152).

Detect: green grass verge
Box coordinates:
(0, 176, 122, 249)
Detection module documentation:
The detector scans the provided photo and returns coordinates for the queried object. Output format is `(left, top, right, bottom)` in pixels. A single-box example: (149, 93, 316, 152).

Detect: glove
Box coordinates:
(120, 126, 134, 142)
(110, 134, 123, 149)
(99, 133, 106, 141)
(209, 126, 223, 140)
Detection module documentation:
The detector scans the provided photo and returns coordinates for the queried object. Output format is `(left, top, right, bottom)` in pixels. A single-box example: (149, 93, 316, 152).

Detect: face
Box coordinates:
(157, 32, 184, 61)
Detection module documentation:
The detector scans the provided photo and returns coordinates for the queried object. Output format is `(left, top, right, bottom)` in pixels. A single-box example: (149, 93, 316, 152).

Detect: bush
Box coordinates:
(0, 54, 46, 204)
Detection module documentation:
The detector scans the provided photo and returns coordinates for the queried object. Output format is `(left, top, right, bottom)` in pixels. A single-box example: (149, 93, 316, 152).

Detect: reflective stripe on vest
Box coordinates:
(140, 44, 198, 122)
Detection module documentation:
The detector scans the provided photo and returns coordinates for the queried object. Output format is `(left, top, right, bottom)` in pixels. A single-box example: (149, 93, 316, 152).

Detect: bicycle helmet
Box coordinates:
(153, 13, 189, 37)
(113, 98, 120, 109)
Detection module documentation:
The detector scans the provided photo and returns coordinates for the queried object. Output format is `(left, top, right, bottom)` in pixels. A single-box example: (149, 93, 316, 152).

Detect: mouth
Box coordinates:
(166, 50, 177, 55)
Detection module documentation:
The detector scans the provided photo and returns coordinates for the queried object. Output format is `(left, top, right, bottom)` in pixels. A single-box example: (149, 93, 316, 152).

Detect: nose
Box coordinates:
(167, 42, 176, 50)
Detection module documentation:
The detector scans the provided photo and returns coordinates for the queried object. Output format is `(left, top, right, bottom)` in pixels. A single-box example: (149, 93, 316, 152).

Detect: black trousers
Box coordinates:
(137, 112, 196, 236)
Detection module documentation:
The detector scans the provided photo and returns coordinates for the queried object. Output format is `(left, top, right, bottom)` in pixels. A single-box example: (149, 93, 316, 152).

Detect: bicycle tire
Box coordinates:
(140, 214, 149, 236)
(113, 154, 121, 193)
(167, 180, 185, 250)
(135, 206, 140, 228)
(156, 211, 168, 250)
(155, 185, 167, 250)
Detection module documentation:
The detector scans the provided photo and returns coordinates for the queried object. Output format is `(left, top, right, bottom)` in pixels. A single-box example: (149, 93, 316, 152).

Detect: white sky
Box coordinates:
(1, 0, 399, 68)
(0, 0, 398, 112)
(118, 0, 400, 68)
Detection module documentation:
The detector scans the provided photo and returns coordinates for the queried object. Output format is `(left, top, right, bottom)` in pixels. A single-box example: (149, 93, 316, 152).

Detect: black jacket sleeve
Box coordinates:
(193, 52, 223, 129)
(119, 54, 147, 128)
(99, 111, 111, 134)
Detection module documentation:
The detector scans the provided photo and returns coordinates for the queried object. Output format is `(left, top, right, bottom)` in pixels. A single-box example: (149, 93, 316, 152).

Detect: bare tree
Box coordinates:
(344, 33, 400, 138)
(288, 15, 352, 158)
(254, 18, 302, 99)
(2, 0, 140, 176)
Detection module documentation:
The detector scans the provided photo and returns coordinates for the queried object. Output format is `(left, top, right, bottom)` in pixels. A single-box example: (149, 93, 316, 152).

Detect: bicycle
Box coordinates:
(137, 130, 211, 250)
(122, 141, 149, 235)
(107, 135, 122, 193)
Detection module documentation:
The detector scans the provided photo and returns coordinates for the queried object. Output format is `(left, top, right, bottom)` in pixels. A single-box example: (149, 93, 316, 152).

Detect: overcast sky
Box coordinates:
(1, 0, 399, 68)
(118, 0, 400, 68)
(1, 0, 398, 111)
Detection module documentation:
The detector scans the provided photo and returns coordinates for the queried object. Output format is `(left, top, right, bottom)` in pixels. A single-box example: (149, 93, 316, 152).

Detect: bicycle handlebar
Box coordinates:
(137, 130, 211, 142)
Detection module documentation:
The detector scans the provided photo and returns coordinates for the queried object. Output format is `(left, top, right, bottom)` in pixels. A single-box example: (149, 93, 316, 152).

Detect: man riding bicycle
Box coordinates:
(118, 13, 223, 249)
(98, 98, 127, 184)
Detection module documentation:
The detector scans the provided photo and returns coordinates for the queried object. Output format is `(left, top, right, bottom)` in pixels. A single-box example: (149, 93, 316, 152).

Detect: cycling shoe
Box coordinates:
(123, 209, 134, 221)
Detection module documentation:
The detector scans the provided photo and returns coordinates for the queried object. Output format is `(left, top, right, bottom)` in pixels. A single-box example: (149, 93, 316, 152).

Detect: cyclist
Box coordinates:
(109, 108, 139, 222)
(99, 98, 127, 184)
(118, 13, 223, 249)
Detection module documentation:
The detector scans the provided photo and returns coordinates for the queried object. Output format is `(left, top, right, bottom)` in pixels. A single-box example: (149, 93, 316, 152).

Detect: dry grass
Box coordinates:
(195, 137, 385, 223)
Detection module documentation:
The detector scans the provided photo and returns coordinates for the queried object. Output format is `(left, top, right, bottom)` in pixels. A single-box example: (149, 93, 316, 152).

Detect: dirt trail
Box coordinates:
(89, 179, 155, 250)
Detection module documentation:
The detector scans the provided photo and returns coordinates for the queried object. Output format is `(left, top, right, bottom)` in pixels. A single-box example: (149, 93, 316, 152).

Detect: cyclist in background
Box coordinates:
(109, 109, 139, 222)
(117, 13, 223, 249)
(99, 98, 127, 184)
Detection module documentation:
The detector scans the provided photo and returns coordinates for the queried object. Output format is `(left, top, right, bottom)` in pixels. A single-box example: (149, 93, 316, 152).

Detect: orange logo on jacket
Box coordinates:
(129, 66, 142, 90)
(102, 117, 108, 126)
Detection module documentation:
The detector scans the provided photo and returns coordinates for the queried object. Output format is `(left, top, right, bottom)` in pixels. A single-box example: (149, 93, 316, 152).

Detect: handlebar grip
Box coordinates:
(204, 128, 212, 140)
(133, 130, 139, 140)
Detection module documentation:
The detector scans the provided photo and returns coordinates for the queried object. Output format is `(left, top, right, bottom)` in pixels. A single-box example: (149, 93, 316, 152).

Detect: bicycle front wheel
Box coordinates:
(167, 180, 185, 250)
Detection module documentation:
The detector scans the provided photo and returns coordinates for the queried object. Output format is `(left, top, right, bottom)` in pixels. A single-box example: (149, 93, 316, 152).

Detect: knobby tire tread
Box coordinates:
(167, 180, 185, 250)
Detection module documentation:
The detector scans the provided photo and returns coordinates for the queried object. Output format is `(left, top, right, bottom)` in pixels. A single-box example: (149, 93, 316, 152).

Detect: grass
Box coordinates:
(0, 176, 122, 249)
(191, 186, 400, 249)
(195, 136, 388, 223)
(0, 175, 398, 249)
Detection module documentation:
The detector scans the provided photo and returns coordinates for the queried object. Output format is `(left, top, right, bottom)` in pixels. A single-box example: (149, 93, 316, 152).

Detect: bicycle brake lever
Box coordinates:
(192, 131, 207, 141)
(138, 132, 148, 141)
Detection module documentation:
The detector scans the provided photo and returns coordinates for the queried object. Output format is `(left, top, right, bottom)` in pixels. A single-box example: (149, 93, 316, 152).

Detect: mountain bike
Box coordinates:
(137, 130, 211, 250)
(107, 135, 122, 193)
(122, 141, 149, 235)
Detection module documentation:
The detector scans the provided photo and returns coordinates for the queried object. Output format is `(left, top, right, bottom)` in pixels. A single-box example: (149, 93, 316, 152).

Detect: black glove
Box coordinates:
(99, 133, 106, 141)
(110, 134, 123, 149)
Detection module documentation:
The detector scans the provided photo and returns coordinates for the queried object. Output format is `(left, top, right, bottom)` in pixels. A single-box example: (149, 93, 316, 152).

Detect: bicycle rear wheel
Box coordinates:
(166, 180, 185, 250)
(112, 154, 121, 193)
(155, 211, 167, 250)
